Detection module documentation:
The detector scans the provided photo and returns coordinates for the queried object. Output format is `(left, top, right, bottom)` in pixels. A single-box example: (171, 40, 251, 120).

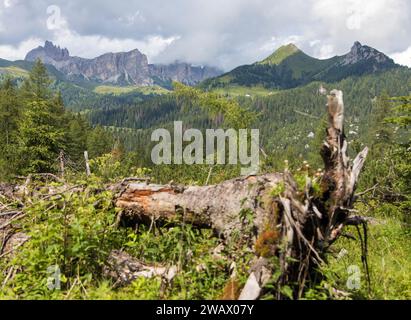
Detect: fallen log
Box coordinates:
(103, 250, 177, 288)
(113, 173, 282, 239)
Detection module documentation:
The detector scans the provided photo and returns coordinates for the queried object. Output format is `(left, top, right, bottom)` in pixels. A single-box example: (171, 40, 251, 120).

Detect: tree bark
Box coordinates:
(113, 173, 283, 239)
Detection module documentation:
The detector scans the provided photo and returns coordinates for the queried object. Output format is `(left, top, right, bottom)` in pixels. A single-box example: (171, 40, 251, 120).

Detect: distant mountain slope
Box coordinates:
(24, 41, 223, 87)
(0, 57, 69, 82)
(88, 67, 411, 158)
(201, 42, 399, 90)
(149, 62, 223, 88)
(0, 56, 173, 111)
(259, 43, 301, 65)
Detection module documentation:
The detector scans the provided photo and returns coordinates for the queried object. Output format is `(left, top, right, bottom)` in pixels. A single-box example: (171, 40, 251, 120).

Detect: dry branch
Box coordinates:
(103, 250, 177, 287)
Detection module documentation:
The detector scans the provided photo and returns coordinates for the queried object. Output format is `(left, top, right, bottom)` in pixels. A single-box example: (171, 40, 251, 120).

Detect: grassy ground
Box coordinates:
(93, 85, 170, 96)
(0, 161, 409, 300)
(210, 85, 277, 97)
(0, 66, 29, 78)
(323, 201, 411, 300)
(94, 84, 274, 98)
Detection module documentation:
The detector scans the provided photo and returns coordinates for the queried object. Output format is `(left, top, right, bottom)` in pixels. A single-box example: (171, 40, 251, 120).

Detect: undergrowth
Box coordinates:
(0, 177, 253, 300)
(0, 155, 409, 300)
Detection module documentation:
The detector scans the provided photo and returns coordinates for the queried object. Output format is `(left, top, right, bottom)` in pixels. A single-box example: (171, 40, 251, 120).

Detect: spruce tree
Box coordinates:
(87, 125, 114, 159)
(66, 114, 91, 161)
(0, 78, 21, 178)
(18, 59, 65, 174)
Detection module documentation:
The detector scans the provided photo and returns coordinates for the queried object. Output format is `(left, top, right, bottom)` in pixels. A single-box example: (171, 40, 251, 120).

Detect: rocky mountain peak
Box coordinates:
(342, 41, 394, 65)
(24, 41, 222, 86)
(26, 41, 70, 62)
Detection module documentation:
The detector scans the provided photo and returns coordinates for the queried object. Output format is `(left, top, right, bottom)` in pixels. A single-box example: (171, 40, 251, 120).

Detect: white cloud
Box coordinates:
(310, 0, 411, 56)
(118, 11, 146, 26)
(0, 37, 43, 60)
(259, 37, 278, 53)
(0, 7, 179, 62)
(391, 47, 411, 67)
(3, 0, 17, 8)
(52, 26, 179, 61)
(44, 6, 178, 60)
(309, 40, 336, 59)
(318, 44, 336, 59)
(0, 0, 411, 69)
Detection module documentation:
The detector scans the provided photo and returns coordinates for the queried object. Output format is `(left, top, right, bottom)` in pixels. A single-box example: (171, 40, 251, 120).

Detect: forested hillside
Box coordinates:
(87, 67, 411, 172)
(201, 42, 397, 90)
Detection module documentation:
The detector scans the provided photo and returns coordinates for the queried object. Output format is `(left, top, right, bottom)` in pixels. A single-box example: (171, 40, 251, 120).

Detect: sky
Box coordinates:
(0, 0, 410, 70)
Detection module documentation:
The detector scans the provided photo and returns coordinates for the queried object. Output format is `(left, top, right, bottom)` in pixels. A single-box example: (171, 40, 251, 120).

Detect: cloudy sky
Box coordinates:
(0, 0, 410, 70)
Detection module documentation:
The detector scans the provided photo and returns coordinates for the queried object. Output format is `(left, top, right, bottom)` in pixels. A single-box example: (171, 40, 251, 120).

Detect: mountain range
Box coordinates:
(0, 40, 408, 99)
(201, 41, 399, 90)
(23, 41, 223, 87)
(1, 39, 409, 164)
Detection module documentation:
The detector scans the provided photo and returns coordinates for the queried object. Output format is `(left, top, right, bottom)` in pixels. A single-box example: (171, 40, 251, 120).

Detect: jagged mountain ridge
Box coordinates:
(201, 41, 399, 90)
(25, 41, 223, 87)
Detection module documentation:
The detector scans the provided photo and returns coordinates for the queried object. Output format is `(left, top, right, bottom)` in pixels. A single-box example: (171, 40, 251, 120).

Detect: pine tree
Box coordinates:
(18, 60, 65, 174)
(369, 93, 394, 150)
(21, 59, 52, 101)
(87, 126, 114, 159)
(0, 78, 20, 147)
(65, 114, 91, 162)
(0, 78, 21, 178)
(386, 95, 411, 128)
(18, 100, 66, 173)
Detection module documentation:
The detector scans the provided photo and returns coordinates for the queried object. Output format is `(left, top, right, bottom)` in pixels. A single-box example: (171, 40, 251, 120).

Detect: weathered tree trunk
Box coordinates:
(113, 174, 282, 239)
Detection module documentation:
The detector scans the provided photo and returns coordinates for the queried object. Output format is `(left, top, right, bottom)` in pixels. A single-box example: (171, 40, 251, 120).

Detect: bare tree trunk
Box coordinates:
(59, 150, 65, 179)
(84, 151, 91, 177)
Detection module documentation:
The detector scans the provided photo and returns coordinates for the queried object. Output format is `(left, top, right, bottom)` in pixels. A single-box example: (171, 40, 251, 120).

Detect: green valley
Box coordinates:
(93, 85, 170, 96)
